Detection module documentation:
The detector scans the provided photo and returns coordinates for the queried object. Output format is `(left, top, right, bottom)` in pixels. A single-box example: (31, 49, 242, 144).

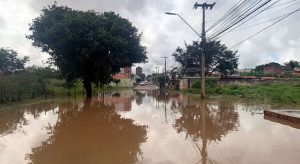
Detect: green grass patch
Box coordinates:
(186, 80, 300, 105)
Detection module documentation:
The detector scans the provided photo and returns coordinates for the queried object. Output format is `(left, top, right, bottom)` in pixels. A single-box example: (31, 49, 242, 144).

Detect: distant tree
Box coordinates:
(26, 66, 61, 79)
(0, 48, 29, 75)
(284, 60, 300, 70)
(141, 73, 146, 81)
(264, 62, 281, 68)
(112, 78, 121, 86)
(153, 74, 169, 89)
(254, 62, 282, 77)
(173, 40, 238, 76)
(27, 3, 147, 97)
(254, 64, 264, 72)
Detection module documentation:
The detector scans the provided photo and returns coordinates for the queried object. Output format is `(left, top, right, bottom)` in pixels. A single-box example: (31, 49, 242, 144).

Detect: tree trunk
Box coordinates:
(83, 79, 92, 98)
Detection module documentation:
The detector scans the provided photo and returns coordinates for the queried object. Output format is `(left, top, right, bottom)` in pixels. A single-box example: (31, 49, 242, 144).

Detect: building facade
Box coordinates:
(113, 67, 132, 79)
(136, 66, 143, 77)
(112, 67, 134, 87)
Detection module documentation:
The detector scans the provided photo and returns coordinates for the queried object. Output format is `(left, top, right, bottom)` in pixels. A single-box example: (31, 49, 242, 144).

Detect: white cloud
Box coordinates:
(1, 0, 300, 74)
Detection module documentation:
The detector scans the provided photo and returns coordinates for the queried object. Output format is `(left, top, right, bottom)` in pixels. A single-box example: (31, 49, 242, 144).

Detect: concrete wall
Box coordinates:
(179, 79, 189, 90)
(219, 77, 260, 86)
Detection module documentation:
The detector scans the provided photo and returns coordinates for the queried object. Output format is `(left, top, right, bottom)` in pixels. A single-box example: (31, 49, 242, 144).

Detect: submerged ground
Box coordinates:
(0, 90, 300, 164)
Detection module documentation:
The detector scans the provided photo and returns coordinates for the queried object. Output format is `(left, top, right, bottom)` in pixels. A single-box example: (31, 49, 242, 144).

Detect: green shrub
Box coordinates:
(191, 81, 201, 89)
(191, 79, 218, 89)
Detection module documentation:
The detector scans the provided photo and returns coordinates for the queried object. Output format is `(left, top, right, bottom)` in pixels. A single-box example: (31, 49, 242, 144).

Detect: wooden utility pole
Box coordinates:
(194, 2, 215, 99)
(161, 56, 168, 89)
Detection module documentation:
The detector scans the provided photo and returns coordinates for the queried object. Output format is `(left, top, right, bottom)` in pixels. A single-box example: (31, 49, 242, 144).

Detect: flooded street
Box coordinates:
(1, 90, 300, 164)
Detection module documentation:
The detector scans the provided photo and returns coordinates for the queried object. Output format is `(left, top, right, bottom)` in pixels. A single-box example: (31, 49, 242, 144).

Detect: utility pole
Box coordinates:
(161, 56, 168, 89)
(194, 2, 215, 99)
(155, 67, 159, 74)
(155, 66, 159, 86)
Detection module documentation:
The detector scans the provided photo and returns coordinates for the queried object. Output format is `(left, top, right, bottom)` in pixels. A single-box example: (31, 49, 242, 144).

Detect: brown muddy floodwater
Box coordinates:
(1, 90, 300, 164)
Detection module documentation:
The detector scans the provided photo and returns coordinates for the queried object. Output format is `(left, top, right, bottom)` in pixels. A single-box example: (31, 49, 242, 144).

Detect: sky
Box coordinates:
(0, 0, 300, 75)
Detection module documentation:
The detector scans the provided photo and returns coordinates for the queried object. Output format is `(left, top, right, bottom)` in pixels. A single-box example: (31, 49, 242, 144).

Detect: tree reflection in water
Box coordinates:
(173, 97, 239, 164)
(26, 97, 147, 164)
(0, 101, 56, 135)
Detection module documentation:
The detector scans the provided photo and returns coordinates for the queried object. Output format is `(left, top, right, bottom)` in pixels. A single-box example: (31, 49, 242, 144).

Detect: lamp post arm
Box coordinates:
(166, 12, 202, 39)
(176, 14, 202, 39)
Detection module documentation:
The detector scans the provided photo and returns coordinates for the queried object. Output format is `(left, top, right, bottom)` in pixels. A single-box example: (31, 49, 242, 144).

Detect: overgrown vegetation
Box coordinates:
(186, 80, 300, 104)
(1, 67, 66, 104)
(0, 66, 126, 105)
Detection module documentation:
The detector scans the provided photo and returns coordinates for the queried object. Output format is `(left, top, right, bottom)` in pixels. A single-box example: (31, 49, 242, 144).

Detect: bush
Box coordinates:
(0, 67, 62, 104)
(191, 79, 218, 89)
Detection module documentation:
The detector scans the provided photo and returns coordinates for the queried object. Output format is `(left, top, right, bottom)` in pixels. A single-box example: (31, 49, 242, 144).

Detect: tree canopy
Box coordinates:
(284, 60, 300, 70)
(0, 48, 29, 75)
(27, 3, 147, 97)
(255, 62, 282, 73)
(173, 40, 238, 76)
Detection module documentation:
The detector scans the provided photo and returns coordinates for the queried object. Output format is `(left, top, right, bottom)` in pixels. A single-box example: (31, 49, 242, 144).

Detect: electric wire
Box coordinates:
(206, 0, 250, 33)
(212, 0, 282, 40)
(209, 0, 272, 40)
(231, 14, 287, 31)
(208, 0, 262, 32)
(208, 0, 267, 37)
(212, 0, 300, 40)
(230, 7, 300, 49)
(206, 0, 245, 32)
(207, 0, 300, 40)
(208, 0, 264, 37)
(239, 0, 300, 24)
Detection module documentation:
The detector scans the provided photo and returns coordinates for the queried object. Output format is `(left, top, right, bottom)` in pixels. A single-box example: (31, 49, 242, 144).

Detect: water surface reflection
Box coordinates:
(1, 90, 300, 164)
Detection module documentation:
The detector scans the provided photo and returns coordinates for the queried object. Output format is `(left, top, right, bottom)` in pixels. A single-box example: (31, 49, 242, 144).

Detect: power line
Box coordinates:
(209, 0, 253, 35)
(230, 7, 300, 49)
(239, 0, 300, 24)
(269, 0, 297, 9)
(213, 0, 284, 39)
(206, 0, 244, 31)
(230, 14, 287, 31)
(214, 0, 300, 40)
(208, 0, 267, 37)
(208, 0, 264, 33)
(212, 0, 275, 37)
(209, 0, 272, 40)
(208, 0, 300, 40)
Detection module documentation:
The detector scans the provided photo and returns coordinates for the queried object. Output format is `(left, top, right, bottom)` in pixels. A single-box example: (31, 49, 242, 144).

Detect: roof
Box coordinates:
(113, 74, 130, 79)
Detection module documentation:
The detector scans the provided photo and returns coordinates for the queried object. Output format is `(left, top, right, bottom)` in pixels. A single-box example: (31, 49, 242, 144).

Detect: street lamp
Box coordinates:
(165, 12, 202, 38)
(166, 12, 206, 99)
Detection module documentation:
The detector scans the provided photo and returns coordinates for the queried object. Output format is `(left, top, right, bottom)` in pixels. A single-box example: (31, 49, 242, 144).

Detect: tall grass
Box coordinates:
(0, 68, 82, 104)
(186, 80, 300, 104)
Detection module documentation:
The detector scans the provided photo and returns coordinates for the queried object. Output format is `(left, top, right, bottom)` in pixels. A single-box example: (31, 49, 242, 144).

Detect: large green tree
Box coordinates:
(0, 48, 28, 75)
(27, 3, 147, 97)
(173, 40, 238, 76)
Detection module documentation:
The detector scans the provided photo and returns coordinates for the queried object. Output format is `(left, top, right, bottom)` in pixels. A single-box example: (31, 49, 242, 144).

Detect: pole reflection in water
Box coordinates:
(173, 96, 239, 163)
(201, 99, 207, 164)
(164, 90, 168, 123)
